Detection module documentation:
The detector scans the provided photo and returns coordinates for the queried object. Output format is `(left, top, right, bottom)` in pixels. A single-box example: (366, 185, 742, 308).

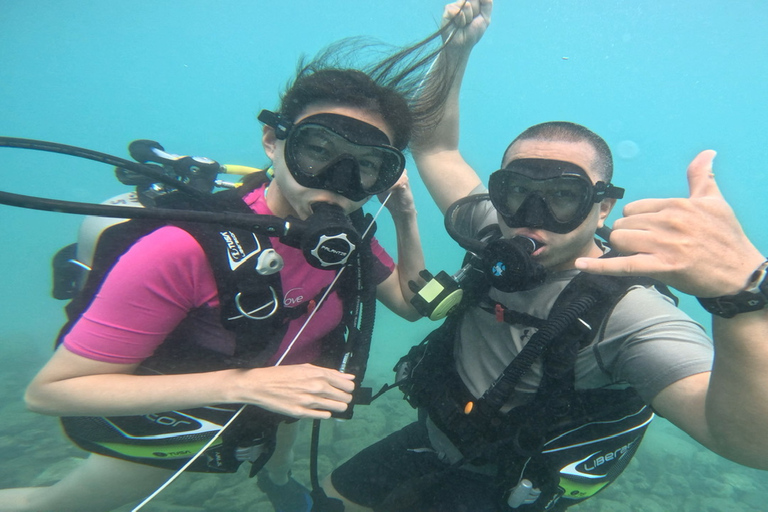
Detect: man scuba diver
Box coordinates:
(325, 1, 768, 511)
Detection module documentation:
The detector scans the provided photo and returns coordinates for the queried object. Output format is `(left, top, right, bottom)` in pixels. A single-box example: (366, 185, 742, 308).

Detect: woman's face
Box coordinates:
(262, 103, 396, 220)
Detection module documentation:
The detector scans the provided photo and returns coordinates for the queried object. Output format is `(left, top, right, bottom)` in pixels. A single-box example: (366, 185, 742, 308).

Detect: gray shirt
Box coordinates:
(427, 190, 713, 461)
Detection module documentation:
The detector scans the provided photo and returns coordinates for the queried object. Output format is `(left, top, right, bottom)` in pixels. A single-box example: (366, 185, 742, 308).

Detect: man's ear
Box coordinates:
(262, 125, 278, 160)
(597, 198, 617, 228)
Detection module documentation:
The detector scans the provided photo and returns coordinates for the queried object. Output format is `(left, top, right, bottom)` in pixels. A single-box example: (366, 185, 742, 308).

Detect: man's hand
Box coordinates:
(576, 150, 764, 297)
(442, 0, 493, 51)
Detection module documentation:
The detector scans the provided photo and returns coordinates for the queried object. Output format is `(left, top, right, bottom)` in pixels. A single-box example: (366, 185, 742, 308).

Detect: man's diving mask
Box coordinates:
(258, 109, 406, 202)
(488, 158, 624, 234)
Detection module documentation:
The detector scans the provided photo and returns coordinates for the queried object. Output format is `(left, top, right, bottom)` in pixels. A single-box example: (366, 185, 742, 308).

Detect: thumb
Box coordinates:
(687, 149, 722, 199)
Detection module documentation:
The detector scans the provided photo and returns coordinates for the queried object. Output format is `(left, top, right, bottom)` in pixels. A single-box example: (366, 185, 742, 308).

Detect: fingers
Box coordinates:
(391, 169, 410, 190)
(581, 149, 766, 296)
(620, 197, 672, 217)
(479, 0, 493, 22)
(620, 150, 719, 218)
(442, 1, 464, 27)
(380, 171, 417, 213)
(575, 253, 659, 277)
(240, 365, 357, 420)
(443, 0, 491, 32)
(297, 370, 355, 418)
(328, 369, 357, 392)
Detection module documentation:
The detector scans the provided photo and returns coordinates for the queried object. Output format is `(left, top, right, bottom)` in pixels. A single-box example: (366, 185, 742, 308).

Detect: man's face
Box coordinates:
(498, 139, 615, 272)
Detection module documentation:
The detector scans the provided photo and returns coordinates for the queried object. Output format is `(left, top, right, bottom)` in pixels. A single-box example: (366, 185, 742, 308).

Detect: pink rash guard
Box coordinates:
(63, 185, 395, 367)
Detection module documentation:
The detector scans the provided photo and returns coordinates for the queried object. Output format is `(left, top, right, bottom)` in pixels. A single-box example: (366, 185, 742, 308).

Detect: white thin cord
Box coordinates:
(363, 191, 391, 239)
(131, 193, 392, 511)
(130, 404, 247, 511)
(274, 191, 391, 366)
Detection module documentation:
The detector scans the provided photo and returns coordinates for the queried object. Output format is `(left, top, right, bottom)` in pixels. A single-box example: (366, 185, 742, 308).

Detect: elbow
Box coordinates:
(397, 305, 424, 323)
(388, 305, 423, 323)
(709, 431, 768, 471)
(704, 416, 768, 470)
(24, 384, 58, 416)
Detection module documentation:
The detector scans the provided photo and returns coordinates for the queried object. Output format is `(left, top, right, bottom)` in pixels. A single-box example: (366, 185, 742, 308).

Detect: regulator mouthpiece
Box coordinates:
(283, 203, 360, 270)
(482, 236, 546, 293)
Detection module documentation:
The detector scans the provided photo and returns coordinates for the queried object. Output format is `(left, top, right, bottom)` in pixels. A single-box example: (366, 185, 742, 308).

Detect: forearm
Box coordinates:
(25, 368, 245, 417)
(414, 47, 483, 210)
(392, 208, 426, 315)
(412, 47, 471, 155)
(26, 346, 356, 420)
(410, 1, 491, 213)
(705, 309, 768, 468)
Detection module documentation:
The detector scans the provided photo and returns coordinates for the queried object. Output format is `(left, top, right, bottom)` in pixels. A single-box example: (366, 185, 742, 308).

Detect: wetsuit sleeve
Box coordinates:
(591, 286, 714, 404)
(62, 226, 218, 364)
(370, 236, 395, 285)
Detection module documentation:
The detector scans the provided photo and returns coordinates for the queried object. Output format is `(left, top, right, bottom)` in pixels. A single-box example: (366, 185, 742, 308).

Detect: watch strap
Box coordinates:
(698, 259, 768, 318)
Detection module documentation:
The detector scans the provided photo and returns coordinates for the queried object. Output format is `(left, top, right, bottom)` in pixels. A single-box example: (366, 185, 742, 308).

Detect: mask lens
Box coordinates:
(489, 171, 593, 231)
(286, 123, 404, 199)
(290, 126, 336, 176)
(539, 175, 590, 222)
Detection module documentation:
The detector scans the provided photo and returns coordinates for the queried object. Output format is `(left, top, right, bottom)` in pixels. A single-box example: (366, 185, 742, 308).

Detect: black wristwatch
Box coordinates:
(698, 260, 768, 318)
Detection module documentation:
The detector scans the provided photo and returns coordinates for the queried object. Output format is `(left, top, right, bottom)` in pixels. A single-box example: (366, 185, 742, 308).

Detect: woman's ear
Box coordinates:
(262, 125, 278, 160)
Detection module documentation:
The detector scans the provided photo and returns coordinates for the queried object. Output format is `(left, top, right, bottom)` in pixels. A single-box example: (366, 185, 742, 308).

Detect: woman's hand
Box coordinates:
(378, 169, 417, 221)
(230, 364, 356, 419)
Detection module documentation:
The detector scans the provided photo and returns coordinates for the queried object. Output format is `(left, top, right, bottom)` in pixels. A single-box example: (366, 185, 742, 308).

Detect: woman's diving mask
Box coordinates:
(488, 158, 624, 234)
(258, 110, 406, 202)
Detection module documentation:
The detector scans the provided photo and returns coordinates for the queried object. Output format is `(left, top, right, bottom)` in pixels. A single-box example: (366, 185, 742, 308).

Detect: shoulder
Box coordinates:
(594, 283, 713, 402)
(109, 225, 215, 306)
(123, 225, 208, 269)
(602, 283, 710, 343)
(611, 284, 688, 326)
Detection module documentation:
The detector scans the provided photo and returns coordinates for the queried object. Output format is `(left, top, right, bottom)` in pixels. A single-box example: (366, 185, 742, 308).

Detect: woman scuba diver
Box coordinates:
(0, 6, 463, 510)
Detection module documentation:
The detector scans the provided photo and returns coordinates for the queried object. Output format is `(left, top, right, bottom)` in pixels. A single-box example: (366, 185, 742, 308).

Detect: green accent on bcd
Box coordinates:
(558, 477, 609, 500)
(96, 440, 221, 460)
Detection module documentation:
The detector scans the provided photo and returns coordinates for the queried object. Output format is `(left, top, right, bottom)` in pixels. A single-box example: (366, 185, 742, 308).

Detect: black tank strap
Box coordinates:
(478, 288, 603, 414)
(477, 258, 669, 414)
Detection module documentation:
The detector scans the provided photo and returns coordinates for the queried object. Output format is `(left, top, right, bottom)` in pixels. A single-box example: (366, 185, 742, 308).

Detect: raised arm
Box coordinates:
(412, 0, 493, 213)
(375, 170, 427, 321)
(575, 151, 768, 468)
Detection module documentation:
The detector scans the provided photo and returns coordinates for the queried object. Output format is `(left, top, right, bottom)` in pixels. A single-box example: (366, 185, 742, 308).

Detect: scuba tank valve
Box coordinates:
(408, 265, 471, 321)
(408, 235, 545, 321)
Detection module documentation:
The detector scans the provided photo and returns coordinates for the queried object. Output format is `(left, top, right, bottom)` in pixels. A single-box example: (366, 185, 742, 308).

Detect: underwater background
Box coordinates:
(1, 1, 767, 510)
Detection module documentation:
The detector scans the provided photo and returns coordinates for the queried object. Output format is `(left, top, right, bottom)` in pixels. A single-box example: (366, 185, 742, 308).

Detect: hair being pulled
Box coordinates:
(274, 5, 467, 151)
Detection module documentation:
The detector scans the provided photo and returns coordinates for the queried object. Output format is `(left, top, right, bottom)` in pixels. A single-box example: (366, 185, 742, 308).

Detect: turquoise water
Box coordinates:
(1, 1, 767, 510)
